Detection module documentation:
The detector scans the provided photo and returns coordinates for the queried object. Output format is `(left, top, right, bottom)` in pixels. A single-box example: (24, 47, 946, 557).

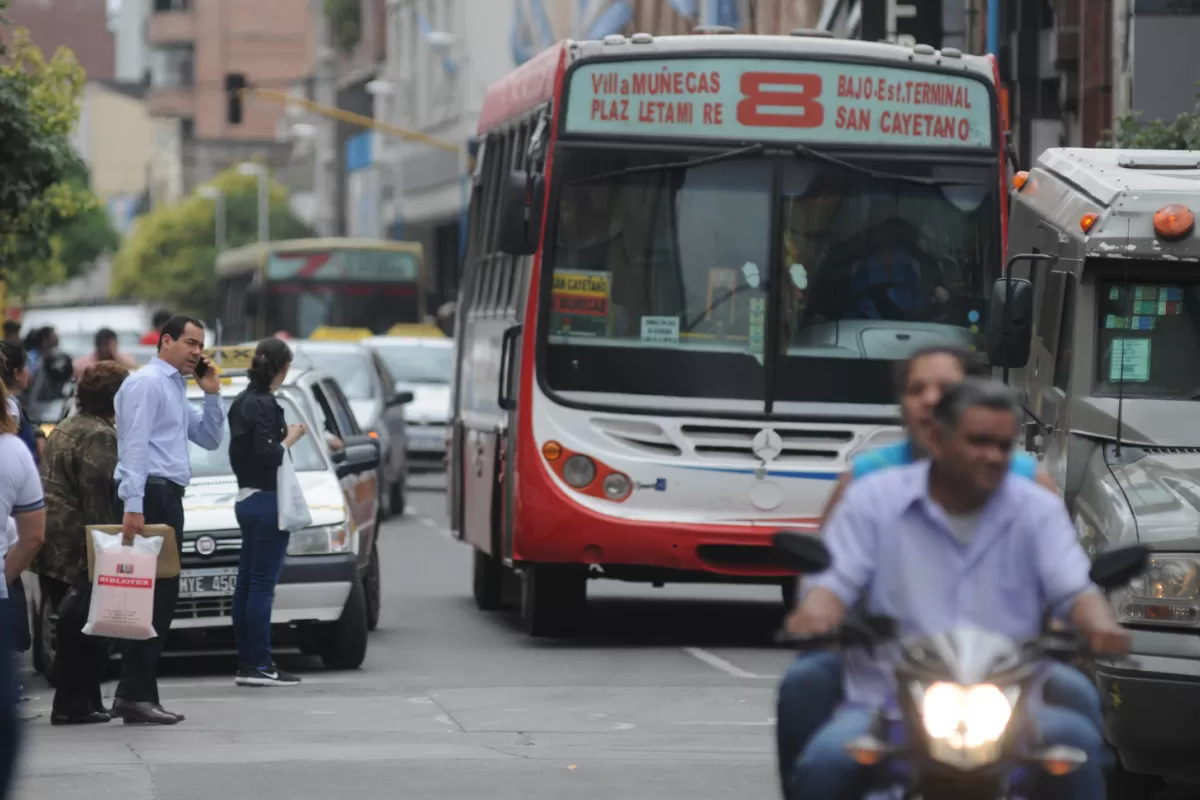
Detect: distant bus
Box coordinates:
(215, 238, 429, 341)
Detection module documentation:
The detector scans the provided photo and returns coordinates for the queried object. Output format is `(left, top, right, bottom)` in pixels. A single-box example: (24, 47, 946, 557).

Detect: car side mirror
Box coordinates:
(1089, 545, 1150, 590)
(388, 390, 414, 407)
(986, 253, 1057, 370)
(771, 531, 832, 574)
(496, 169, 544, 256)
(334, 436, 381, 478)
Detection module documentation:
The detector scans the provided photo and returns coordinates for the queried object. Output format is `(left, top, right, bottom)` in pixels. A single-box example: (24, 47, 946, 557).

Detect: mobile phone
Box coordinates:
(194, 358, 209, 379)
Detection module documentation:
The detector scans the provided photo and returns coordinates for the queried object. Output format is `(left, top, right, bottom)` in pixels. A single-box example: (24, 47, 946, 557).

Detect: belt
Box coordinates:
(145, 476, 186, 498)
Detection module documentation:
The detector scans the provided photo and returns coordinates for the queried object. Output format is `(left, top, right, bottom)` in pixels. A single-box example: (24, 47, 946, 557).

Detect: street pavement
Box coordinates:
(11, 474, 1195, 799)
(11, 473, 798, 800)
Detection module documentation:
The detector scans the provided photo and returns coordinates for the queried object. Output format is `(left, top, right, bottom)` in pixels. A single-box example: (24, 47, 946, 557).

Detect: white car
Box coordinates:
(362, 335, 453, 471)
(29, 352, 383, 679)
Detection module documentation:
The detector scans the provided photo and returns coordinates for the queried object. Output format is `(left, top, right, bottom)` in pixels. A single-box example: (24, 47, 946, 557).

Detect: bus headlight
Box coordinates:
(920, 681, 1013, 752)
(562, 455, 596, 488)
(602, 472, 632, 501)
(287, 525, 351, 556)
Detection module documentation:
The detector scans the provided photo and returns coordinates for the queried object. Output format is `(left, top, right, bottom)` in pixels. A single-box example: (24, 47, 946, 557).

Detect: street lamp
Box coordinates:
(237, 161, 269, 244)
(197, 185, 226, 252)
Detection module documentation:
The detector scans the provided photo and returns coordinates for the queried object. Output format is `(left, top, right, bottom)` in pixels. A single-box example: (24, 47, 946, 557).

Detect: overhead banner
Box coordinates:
(564, 58, 993, 148)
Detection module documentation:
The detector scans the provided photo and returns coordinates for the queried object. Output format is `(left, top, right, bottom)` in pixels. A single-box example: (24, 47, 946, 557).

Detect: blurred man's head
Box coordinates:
(2, 321, 19, 344)
(152, 310, 171, 330)
(95, 328, 119, 360)
(928, 380, 1019, 502)
(157, 315, 206, 374)
(894, 344, 988, 454)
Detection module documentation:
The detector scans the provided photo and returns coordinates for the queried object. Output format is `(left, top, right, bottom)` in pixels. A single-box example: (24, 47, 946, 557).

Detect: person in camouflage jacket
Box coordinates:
(35, 361, 129, 725)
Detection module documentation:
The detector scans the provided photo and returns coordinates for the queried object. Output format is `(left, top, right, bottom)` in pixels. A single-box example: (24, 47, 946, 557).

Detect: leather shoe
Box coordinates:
(50, 710, 111, 726)
(111, 698, 178, 725)
(154, 704, 185, 722)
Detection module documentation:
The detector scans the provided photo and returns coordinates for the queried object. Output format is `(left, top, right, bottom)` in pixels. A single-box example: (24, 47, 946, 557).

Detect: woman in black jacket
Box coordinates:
(228, 338, 307, 687)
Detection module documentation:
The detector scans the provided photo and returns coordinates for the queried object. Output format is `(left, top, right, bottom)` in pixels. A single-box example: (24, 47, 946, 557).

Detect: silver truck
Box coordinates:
(989, 147, 1200, 794)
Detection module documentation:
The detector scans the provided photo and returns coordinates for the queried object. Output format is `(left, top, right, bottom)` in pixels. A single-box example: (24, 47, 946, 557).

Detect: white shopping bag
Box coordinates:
(82, 529, 163, 640)
(277, 451, 312, 532)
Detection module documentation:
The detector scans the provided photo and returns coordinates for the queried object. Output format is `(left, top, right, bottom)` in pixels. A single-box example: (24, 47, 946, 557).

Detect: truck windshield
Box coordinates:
(540, 145, 999, 412)
(1096, 278, 1200, 398)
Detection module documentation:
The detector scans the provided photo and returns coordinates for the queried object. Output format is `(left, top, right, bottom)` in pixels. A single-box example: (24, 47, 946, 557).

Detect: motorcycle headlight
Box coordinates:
(1110, 553, 1200, 627)
(286, 525, 350, 556)
(921, 682, 1013, 748)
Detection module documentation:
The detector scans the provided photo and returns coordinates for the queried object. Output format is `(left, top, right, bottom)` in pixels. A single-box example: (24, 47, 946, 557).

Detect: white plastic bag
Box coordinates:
(277, 451, 312, 532)
(82, 529, 162, 640)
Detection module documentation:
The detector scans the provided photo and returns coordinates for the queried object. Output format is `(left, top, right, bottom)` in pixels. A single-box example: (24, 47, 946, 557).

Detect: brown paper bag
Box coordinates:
(85, 524, 181, 580)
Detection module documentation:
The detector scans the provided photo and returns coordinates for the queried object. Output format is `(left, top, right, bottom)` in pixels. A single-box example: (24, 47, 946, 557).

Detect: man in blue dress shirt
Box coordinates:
(786, 380, 1130, 799)
(113, 315, 224, 725)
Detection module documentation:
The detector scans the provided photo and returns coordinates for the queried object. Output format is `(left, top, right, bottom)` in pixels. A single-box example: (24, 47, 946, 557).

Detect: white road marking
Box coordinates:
(307, 710, 336, 715)
(404, 505, 417, 515)
(681, 647, 762, 679)
(419, 517, 437, 528)
(613, 722, 636, 730)
(676, 719, 776, 726)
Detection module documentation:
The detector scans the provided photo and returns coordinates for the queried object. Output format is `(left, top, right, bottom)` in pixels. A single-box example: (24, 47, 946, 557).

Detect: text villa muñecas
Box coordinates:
(583, 66, 980, 141)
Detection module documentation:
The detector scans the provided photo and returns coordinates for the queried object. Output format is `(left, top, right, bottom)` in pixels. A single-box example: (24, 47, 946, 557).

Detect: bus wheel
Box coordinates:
(521, 565, 586, 638)
(781, 577, 799, 612)
(472, 549, 505, 611)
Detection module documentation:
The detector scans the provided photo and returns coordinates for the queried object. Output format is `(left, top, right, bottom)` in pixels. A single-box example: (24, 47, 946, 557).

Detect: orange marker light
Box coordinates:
(542, 440, 563, 460)
(1154, 204, 1195, 240)
(367, 431, 379, 439)
(1012, 171, 1029, 191)
(1080, 213, 1100, 233)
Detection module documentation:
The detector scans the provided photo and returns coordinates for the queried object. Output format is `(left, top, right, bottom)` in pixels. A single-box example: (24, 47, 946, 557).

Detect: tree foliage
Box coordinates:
(1103, 86, 1200, 149)
(111, 167, 314, 317)
(0, 24, 103, 299)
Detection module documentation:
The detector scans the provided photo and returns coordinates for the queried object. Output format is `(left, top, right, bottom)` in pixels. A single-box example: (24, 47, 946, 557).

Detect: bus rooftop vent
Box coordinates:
(940, 47, 963, 58)
(603, 34, 625, 45)
(693, 25, 735, 35)
(791, 28, 834, 38)
(912, 44, 936, 55)
(630, 32, 653, 44)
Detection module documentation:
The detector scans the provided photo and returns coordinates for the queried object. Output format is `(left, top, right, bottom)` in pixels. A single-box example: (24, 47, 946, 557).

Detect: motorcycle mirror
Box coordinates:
(1089, 545, 1151, 590)
(772, 531, 831, 574)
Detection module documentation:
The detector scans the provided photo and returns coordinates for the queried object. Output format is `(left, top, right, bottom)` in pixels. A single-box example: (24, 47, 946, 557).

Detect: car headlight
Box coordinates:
(921, 682, 1013, 748)
(287, 525, 350, 556)
(562, 455, 596, 488)
(1110, 553, 1200, 626)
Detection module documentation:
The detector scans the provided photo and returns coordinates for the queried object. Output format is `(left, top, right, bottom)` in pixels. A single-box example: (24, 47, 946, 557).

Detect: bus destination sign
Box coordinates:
(564, 58, 993, 148)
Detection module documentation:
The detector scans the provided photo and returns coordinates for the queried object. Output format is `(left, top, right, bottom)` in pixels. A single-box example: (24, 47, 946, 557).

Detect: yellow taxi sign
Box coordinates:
(309, 326, 372, 341)
(386, 323, 445, 338)
(201, 345, 256, 372)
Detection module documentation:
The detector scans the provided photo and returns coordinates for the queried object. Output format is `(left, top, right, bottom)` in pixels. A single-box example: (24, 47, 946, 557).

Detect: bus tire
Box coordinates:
(472, 548, 505, 611)
(521, 565, 586, 638)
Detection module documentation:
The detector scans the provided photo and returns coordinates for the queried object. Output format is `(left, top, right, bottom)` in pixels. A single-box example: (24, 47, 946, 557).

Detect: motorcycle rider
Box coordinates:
(786, 379, 1129, 799)
(775, 344, 1077, 793)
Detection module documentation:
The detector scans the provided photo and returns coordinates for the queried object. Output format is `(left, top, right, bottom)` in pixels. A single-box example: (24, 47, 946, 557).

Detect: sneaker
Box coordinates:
(235, 665, 301, 687)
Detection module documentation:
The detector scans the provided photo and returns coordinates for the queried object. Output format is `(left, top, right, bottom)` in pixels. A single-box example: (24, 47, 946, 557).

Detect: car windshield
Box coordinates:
(1095, 276, 1200, 398)
(188, 395, 325, 478)
(373, 342, 453, 384)
(292, 348, 376, 400)
(541, 145, 999, 411)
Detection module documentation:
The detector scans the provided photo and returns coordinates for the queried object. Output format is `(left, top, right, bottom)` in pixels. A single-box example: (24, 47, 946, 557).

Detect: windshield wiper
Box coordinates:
(792, 144, 986, 187)
(572, 143, 765, 185)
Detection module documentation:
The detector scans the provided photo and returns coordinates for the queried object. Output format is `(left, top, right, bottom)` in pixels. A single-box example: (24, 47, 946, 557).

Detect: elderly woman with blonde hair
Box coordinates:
(35, 360, 129, 725)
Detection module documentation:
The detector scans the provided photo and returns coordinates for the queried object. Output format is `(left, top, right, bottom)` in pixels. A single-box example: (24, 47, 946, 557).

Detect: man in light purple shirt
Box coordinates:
(787, 380, 1130, 799)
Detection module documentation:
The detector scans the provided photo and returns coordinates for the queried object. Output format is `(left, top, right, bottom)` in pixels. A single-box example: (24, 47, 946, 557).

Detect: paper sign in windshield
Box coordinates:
(1109, 338, 1151, 382)
(551, 270, 611, 337)
(640, 315, 680, 344)
(566, 58, 993, 148)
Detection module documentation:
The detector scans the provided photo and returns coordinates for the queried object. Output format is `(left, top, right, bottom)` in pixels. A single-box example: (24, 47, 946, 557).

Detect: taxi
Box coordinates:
(29, 345, 383, 679)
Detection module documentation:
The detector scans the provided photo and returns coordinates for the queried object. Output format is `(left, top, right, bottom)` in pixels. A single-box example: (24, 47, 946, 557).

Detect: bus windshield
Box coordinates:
(540, 146, 999, 411)
(263, 248, 423, 338)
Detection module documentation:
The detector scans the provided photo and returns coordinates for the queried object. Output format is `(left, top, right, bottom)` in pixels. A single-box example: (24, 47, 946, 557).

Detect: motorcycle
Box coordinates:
(772, 531, 1148, 800)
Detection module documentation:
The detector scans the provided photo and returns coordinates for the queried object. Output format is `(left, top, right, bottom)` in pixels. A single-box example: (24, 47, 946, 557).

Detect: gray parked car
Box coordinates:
(289, 340, 412, 517)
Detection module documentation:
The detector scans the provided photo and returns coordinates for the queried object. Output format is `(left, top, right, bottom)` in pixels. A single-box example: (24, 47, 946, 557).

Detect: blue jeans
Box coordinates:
(232, 492, 290, 670)
(777, 653, 1107, 798)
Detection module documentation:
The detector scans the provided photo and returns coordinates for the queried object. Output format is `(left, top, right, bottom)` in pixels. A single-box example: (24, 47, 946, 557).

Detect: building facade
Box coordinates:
(144, 0, 316, 193)
(70, 80, 157, 231)
(4, 0, 115, 79)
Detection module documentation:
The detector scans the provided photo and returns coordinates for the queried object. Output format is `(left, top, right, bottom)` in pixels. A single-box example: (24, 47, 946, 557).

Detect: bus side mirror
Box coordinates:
(986, 276, 1034, 368)
(497, 170, 544, 257)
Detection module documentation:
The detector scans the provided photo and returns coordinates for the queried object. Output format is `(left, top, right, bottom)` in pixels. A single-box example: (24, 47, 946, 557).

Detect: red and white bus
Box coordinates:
(449, 32, 1007, 637)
